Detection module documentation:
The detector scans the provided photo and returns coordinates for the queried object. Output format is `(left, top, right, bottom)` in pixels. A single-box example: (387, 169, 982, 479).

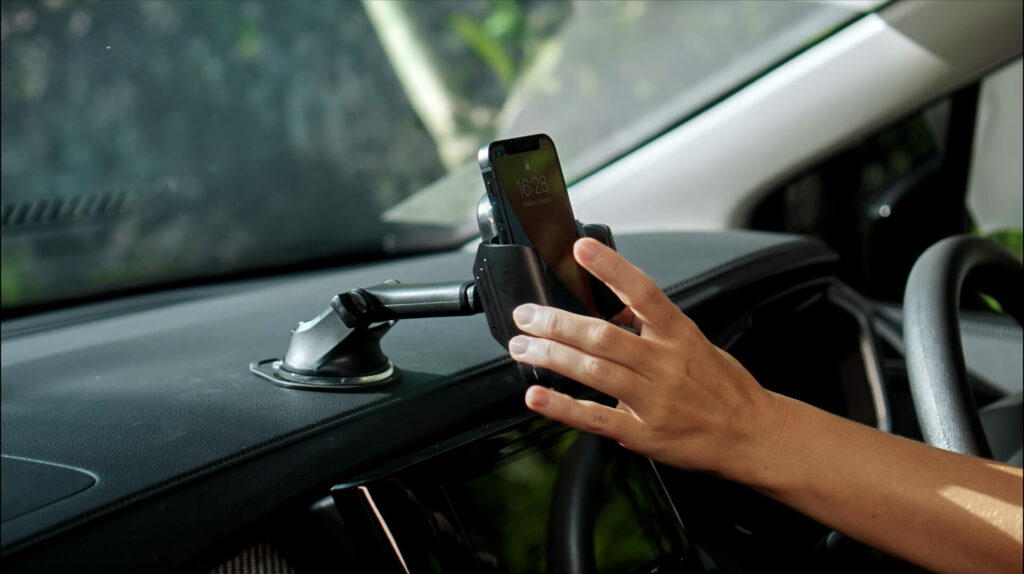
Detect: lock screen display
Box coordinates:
(491, 137, 596, 313)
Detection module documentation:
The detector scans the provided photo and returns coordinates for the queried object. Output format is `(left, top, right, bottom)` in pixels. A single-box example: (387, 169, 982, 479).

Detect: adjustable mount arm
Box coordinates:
(333, 280, 481, 329)
(250, 200, 623, 392)
(251, 281, 484, 390)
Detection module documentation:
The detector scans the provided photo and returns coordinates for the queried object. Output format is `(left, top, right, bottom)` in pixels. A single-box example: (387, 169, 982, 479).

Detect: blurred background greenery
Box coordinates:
(0, 0, 568, 308)
(1, 0, 872, 310)
(464, 429, 686, 573)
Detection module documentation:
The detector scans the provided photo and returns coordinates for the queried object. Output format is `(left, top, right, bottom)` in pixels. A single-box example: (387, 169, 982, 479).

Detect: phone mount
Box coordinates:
(250, 195, 622, 391)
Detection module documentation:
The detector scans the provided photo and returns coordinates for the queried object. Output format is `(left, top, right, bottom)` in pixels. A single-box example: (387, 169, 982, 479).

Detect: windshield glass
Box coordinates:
(1, 0, 875, 311)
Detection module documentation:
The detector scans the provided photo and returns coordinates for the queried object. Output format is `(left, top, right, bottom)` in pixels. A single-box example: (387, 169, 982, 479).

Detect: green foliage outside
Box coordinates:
(0, 0, 901, 311)
(450, 1, 523, 90)
(1, 249, 32, 307)
(973, 227, 1023, 313)
(2, 0, 451, 308)
(980, 228, 1023, 259)
(1, 0, 575, 310)
(465, 428, 687, 572)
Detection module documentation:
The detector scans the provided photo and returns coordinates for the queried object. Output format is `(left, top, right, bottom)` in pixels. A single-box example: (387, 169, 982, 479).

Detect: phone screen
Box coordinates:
(489, 136, 596, 314)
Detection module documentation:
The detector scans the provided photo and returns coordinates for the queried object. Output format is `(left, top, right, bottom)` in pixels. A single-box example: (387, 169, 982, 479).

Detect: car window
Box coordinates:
(749, 57, 1023, 304)
(966, 59, 1023, 256)
(1, 0, 878, 311)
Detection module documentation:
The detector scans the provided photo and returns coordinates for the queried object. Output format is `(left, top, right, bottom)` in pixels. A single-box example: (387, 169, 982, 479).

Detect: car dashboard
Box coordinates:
(2, 231, 907, 573)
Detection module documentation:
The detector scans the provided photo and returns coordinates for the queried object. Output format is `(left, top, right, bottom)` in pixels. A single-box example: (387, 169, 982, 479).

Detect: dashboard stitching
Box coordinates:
(662, 240, 834, 300)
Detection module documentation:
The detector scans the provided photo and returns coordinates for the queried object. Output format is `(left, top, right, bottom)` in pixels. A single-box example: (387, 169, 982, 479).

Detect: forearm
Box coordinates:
(511, 239, 1023, 573)
(733, 392, 1023, 574)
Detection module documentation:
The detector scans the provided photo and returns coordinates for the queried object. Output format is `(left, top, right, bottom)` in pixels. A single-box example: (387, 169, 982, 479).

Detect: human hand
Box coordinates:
(508, 238, 786, 478)
(510, 239, 1023, 574)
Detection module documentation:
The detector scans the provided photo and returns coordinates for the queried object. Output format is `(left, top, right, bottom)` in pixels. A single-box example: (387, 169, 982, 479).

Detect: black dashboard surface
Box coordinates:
(0, 231, 834, 571)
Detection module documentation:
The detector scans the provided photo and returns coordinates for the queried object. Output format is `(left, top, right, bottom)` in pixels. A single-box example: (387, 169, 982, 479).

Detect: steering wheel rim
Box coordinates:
(903, 235, 1024, 457)
(547, 432, 604, 574)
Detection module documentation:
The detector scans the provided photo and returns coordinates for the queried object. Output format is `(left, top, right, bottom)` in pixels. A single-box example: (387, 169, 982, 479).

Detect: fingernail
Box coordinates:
(513, 304, 535, 326)
(525, 385, 549, 409)
(575, 238, 599, 262)
(509, 335, 531, 357)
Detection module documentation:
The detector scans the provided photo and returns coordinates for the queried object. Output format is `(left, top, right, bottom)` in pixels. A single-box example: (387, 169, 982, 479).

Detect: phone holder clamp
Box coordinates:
(250, 196, 622, 391)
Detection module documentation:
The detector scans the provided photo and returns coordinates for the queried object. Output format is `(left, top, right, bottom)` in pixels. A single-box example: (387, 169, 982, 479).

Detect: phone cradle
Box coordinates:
(250, 217, 621, 391)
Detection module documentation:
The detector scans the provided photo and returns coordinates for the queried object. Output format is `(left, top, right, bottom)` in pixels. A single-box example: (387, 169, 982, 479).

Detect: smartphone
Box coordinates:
(478, 134, 599, 316)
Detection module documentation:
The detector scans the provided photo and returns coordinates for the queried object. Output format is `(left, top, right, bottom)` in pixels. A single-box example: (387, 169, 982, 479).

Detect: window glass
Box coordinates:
(750, 59, 1023, 303)
(966, 59, 1024, 257)
(1, 0, 875, 310)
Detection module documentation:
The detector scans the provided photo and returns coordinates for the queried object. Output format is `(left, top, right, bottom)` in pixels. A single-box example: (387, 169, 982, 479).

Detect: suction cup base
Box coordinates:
(250, 359, 399, 391)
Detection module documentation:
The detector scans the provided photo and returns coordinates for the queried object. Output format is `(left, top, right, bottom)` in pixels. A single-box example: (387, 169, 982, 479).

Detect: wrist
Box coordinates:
(720, 391, 808, 495)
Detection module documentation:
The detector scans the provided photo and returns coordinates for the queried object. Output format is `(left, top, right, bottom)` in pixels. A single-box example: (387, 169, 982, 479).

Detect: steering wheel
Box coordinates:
(903, 235, 1023, 457)
(547, 432, 604, 574)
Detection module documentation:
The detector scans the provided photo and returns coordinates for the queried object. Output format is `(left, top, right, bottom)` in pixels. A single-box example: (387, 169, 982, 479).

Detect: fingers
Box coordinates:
(525, 385, 639, 441)
(509, 334, 649, 404)
(611, 306, 638, 329)
(573, 238, 691, 335)
(512, 304, 650, 375)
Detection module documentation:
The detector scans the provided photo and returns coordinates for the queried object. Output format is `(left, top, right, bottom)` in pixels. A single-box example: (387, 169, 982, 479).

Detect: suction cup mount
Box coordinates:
(250, 280, 480, 390)
(250, 196, 622, 391)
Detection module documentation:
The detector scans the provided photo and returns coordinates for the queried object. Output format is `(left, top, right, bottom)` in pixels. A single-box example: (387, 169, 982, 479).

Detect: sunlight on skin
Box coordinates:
(514, 238, 1023, 574)
(938, 486, 1023, 544)
(939, 464, 1024, 545)
(988, 463, 1024, 479)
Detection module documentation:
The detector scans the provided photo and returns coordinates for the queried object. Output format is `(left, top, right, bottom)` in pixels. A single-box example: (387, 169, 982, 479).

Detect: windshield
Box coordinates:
(1, 0, 875, 312)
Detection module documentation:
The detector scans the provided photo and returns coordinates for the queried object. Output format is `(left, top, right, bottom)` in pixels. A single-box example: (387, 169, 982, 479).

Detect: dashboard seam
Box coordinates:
(662, 240, 834, 301)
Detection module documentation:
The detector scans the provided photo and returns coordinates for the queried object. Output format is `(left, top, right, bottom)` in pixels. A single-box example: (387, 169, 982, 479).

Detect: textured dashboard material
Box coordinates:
(0, 231, 834, 571)
(0, 457, 96, 523)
